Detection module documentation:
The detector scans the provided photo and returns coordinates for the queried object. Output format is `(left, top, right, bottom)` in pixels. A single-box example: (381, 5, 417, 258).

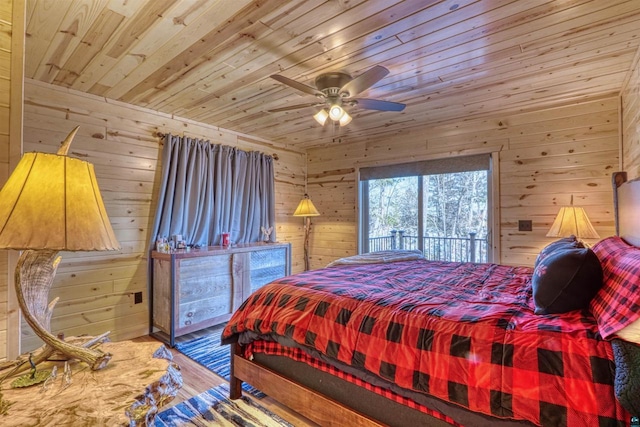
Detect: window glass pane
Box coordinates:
(367, 177, 418, 252)
(422, 171, 488, 262)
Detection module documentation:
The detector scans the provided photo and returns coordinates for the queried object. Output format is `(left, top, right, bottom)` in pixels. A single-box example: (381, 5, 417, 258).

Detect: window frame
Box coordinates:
(357, 152, 500, 263)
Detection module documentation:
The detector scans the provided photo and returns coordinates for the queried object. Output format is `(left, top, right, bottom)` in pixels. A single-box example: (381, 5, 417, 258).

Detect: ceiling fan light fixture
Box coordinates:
(329, 104, 345, 121)
(313, 109, 329, 125)
(270, 66, 405, 129)
(339, 111, 352, 126)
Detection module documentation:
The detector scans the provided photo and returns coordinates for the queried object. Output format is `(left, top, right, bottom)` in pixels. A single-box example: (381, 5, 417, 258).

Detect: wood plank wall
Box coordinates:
(621, 51, 640, 179)
(0, 0, 25, 362)
(0, 0, 13, 362)
(19, 79, 305, 351)
(307, 97, 620, 269)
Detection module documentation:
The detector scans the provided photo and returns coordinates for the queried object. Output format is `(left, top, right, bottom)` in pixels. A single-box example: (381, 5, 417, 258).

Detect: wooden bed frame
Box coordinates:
(613, 171, 640, 246)
(230, 343, 383, 426)
(229, 171, 640, 427)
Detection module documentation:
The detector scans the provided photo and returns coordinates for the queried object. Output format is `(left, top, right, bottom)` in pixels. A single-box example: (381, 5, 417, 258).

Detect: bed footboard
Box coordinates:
(229, 344, 383, 427)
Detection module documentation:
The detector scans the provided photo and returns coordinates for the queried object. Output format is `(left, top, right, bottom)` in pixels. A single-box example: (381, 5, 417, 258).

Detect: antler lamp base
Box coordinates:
(14, 250, 111, 371)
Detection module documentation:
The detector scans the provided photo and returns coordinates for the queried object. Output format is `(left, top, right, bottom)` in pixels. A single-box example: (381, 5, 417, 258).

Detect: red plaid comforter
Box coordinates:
(222, 260, 630, 426)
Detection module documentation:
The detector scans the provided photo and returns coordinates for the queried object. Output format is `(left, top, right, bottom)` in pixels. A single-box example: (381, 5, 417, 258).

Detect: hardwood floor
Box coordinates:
(133, 334, 319, 426)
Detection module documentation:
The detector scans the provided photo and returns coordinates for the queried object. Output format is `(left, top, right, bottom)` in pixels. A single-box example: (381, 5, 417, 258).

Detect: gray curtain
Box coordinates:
(151, 134, 276, 247)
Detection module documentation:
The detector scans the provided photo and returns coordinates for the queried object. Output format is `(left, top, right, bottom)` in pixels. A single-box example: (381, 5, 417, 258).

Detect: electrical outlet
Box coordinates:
(518, 220, 533, 232)
(134, 291, 143, 304)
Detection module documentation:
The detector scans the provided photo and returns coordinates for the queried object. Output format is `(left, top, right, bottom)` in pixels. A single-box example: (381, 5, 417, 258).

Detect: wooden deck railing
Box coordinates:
(368, 231, 488, 263)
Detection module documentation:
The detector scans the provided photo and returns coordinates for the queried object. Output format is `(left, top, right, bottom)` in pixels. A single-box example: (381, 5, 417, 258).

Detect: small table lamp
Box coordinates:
(0, 127, 120, 370)
(293, 194, 320, 271)
(546, 196, 600, 243)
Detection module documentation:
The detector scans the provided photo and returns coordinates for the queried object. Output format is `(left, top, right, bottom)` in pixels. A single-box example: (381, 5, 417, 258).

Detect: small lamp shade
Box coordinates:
(293, 194, 320, 217)
(313, 109, 329, 126)
(0, 151, 120, 251)
(339, 112, 352, 126)
(328, 105, 345, 121)
(546, 206, 599, 240)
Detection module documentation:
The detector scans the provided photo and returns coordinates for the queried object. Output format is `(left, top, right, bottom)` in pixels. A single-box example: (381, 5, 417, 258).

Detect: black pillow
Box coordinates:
(532, 237, 603, 314)
(534, 236, 581, 268)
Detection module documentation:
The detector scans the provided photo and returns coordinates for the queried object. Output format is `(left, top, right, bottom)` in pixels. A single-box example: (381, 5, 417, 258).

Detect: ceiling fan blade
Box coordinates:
(353, 98, 406, 112)
(340, 65, 389, 96)
(267, 102, 323, 113)
(270, 74, 324, 97)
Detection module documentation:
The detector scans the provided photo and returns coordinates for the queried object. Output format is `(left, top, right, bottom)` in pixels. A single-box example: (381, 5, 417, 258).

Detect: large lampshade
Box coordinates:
(546, 206, 599, 239)
(0, 152, 120, 251)
(293, 194, 320, 217)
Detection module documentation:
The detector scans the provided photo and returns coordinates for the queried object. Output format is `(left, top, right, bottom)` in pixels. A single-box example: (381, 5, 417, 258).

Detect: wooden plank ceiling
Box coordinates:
(25, 0, 640, 149)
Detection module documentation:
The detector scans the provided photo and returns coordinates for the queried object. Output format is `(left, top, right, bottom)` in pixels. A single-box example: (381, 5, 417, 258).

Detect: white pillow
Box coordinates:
(616, 318, 640, 344)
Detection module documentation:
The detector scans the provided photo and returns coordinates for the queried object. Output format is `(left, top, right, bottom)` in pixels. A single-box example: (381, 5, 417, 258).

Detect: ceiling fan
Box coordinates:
(269, 65, 406, 126)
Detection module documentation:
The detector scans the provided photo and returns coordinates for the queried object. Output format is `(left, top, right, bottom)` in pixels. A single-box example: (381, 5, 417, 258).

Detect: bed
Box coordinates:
(222, 172, 640, 427)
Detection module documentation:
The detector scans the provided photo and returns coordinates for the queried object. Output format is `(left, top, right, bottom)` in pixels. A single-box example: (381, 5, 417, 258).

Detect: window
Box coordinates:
(359, 154, 496, 263)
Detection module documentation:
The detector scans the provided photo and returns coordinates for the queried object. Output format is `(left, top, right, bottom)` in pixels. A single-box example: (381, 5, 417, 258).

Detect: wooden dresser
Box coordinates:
(151, 242, 291, 346)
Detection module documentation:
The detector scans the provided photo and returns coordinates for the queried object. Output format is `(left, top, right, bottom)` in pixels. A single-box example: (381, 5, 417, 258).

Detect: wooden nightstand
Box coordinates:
(0, 340, 181, 426)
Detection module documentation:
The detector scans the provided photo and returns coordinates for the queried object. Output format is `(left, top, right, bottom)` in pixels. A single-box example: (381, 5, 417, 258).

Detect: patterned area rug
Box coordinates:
(174, 324, 265, 398)
(154, 383, 294, 426)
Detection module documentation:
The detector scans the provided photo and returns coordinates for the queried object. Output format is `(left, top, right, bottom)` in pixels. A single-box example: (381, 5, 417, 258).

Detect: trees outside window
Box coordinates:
(367, 176, 418, 239)
(423, 171, 487, 239)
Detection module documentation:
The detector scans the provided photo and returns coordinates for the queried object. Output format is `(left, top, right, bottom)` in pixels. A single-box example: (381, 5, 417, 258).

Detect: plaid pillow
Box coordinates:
(590, 236, 640, 339)
(592, 236, 633, 264)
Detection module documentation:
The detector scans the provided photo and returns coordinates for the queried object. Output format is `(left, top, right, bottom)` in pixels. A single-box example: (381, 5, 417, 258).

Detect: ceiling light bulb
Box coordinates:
(329, 105, 345, 121)
(313, 109, 329, 125)
(339, 111, 352, 126)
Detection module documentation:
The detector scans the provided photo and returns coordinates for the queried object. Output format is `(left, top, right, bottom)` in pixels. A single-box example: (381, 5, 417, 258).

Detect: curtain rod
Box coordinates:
(153, 131, 279, 161)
